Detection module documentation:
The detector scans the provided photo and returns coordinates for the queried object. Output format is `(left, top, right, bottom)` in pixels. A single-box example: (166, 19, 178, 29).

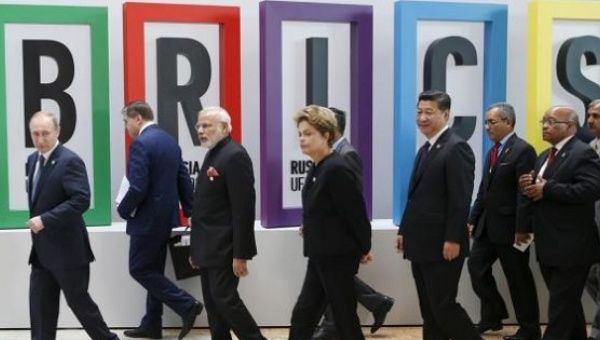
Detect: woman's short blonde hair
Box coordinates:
(293, 105, 338, 146)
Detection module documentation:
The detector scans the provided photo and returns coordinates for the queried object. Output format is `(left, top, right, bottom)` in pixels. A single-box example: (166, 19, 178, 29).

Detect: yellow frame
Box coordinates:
(527, 0, 600, 151)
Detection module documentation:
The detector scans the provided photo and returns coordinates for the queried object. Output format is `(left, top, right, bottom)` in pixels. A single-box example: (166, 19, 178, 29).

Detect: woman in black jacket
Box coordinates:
(289, 105, 372, 340)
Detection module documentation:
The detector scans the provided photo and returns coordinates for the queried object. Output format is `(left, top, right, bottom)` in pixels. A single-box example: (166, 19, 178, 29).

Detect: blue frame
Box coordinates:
(393, 1, 508, 224)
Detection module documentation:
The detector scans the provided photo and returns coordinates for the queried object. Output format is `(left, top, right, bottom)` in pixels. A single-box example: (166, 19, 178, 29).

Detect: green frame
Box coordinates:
(0, 5, 110, 228)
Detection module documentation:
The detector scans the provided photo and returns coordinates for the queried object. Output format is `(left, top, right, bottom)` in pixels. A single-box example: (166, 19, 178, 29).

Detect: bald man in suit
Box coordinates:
(520, 106, 600, 340)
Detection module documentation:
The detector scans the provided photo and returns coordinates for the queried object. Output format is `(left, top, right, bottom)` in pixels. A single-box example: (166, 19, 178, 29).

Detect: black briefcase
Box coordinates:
(168, 230, 200, 280)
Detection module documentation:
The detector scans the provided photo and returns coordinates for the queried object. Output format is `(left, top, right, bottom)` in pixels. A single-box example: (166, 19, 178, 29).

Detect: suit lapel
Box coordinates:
(487, 134, 516, 184)
(31, 145, 62, 207)
(409, 130, 449, 194)
(544, 139, 573, 179)
(27, 155, 37, 205)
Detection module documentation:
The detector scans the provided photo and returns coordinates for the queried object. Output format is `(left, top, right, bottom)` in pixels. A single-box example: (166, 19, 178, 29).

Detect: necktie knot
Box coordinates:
(39, 155, 45, 166)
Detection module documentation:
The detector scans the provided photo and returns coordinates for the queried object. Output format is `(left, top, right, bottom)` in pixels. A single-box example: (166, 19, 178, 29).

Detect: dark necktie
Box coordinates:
(415, 141, 431, 174)
(32, 155, 45, 200)
(547, 147, 557, 167)
(489, 142, 501, 169)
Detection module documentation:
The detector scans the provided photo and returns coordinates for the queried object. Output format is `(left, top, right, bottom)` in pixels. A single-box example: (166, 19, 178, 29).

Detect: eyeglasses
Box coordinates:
(484, 118, 507, 126)
(539, 119, 571, 127)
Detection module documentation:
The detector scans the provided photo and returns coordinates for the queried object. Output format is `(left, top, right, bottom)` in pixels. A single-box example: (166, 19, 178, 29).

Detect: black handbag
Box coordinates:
(168, 228, 200, 280)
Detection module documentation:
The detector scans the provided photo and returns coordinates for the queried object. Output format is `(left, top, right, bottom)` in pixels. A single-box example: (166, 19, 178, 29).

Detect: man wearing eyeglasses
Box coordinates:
(585, 99, 600, 340)
(519, 106, 600, 340)
(467, 103, 540, 340)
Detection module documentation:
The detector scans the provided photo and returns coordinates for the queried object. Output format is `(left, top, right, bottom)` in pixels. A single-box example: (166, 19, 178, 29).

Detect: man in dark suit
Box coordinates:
(118, 101, 202, 340)
(397, 90, 482, 340)
(586, 99, 600, 340)
(467, 103, 540, 340)
(190, 106, 266, 340)
(26, 111, 118, 340)
(311, 108, 394, 340)
(519, 106, 600, 340)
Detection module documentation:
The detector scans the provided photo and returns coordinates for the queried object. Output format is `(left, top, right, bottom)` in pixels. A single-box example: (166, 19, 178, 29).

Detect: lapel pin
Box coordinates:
(312, 177, 316, 182)
(436, 144, 441, 149)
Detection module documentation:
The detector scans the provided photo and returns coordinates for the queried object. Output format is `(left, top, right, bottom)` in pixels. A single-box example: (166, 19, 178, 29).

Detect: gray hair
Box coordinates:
(199, 106, 233, 133)
(549, 105, 579, 126)
(30, 111, 59, 130)
(486, 102, 516, 127)
(589, 99, 600, 110)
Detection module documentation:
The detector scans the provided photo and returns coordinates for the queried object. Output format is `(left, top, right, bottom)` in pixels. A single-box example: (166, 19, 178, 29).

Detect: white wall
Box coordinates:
(1, 225, 595, 328)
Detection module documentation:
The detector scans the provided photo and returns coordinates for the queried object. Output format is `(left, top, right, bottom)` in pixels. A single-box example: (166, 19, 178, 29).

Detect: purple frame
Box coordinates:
(260, 1, 373, 227)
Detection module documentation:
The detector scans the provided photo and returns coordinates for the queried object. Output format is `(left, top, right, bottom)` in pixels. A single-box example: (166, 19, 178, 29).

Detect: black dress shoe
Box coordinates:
(178, 301, 203, 339)
(123, 327, 162, 339)
(474, 320, 502, 334)
(311, 326, 340, 340)
(371, 297, 395, 333)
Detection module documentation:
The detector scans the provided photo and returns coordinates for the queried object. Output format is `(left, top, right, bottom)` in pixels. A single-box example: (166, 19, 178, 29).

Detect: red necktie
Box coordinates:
(489, 142, 501, 168)
(547, 147, 557, 167)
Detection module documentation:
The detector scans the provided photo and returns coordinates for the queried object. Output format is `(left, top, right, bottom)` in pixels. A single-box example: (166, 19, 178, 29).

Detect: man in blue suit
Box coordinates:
(118, 101, 202, 340)
(27, 111, 118, 340)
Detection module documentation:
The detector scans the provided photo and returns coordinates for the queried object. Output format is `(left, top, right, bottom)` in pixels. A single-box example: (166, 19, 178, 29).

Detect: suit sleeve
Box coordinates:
(341, 150, 363, 190)
(468, 172, 485, 227)
(226, 150, 257, 260)
(40, 157, 90, 231)
(444, 141, 475, 242)
(117, 139, 150, 219)
(328, 164, 372, 255)
(177, 159, 193, 218)
(514, 145, 537, 233)
(543, 148, 600, 203)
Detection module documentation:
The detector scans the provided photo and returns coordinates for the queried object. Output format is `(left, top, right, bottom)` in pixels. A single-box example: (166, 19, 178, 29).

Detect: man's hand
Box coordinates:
(514, 232, 532, 246)
(27, 216, 44, 234)
(523, 178, 546, 201)
(360, 252, 374, 264)
(298, 225, 304, 237)
(518, 170, 535, 192)
(233, 258, 249, 278)
(188, 256, 198, 269)
(442, 241, 460, 261)
(395, 235, 403, 253)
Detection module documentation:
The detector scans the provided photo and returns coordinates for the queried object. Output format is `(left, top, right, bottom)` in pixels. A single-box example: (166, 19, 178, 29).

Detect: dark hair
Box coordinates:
(418, 90, 451, 111)
(122, 100, 154, 121)
(329, 107, 346, 134)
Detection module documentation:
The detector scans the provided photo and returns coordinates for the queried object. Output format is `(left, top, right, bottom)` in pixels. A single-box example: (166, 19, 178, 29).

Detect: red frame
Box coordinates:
(123, 3, 240, 225)
(123, 2, 241, 150)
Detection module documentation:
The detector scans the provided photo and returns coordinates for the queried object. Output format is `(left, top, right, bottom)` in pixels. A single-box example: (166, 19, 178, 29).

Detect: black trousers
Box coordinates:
(412, 259, 482, 340)
(129, 234, 196, 330)
(540, 263, 590, 340)
(468, 233, 540, 335)
(199, 266, 265, 340)
(319, 276, 389, 330)
(29, 263, 117, 340)
(290, 257, 364, 340)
